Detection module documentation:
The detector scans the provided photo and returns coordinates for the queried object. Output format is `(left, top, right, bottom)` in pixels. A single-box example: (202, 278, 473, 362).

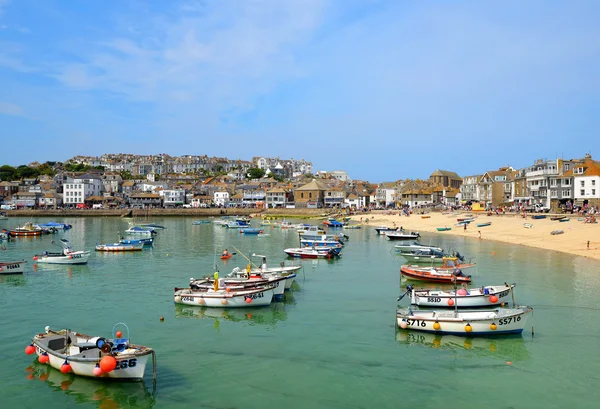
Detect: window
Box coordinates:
(550, 179, 556, 186)
(574, 167, 584, 175)
(563, 190, 571, 196)
(300, 193, 304, 198)
(581, 189, 585, 196)
(565, 164, 570, 171)
(593, 189, 596, 196)
(593, 180, 596, 186)
(551, 190, 557, 198)
(581, 181, 585, 187)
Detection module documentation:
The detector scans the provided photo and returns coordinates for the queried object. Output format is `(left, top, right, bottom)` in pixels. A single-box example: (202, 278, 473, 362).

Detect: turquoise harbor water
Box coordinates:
(1, 216, 599, 409)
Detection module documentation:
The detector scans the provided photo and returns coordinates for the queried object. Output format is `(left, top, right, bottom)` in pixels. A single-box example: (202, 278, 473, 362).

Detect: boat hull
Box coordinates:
(35, 252, 91, 265)
(95, 243, 143, 251)
(400, 266, 471, 284)
(410, 285, 514, 307)
(174, 287, 274, 308)
(396, 306, 532, 336)
(0, 260, 26, 274)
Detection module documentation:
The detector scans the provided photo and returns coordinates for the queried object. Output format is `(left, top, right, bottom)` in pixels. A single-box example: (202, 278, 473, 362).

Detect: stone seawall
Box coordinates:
(2, 208, 334, 218)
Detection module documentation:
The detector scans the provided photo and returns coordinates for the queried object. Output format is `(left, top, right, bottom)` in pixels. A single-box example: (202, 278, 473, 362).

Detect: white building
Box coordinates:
(62, 173, 103, 206)
(214, 189, 230, 207)
(162, 189, 186, 207)
(572, 155, 600, 205)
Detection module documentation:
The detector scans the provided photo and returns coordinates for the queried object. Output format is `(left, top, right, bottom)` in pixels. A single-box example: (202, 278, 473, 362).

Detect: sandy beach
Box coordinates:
(350, 211, 600, 260)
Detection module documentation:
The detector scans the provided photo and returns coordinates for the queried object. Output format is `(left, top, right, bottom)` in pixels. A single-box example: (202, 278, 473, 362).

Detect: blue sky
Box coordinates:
(1, 0, 599, 181)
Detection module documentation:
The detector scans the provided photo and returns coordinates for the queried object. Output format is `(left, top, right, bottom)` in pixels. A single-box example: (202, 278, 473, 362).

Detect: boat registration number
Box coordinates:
(70, 254, 82, 259)
(427, 297, 442, 303)
(498, 316, 521, 325)
(405, 319, 427, 327)
(497, 290, 510, 298)
(2, 263, 21, 270)
(114, 359, 137, 370)
(247, 292, 264, 299)
(182, 296, 194, 302)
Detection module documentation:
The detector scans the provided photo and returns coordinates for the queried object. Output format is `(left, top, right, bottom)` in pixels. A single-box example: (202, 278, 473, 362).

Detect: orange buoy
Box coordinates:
(25, 344, 36, 355)
(99, 355, 117, 373)
(245, 297, 252, 304)
(447, 298, 455, 306)
(60, 361, 72, 374)
(115, 331, 122, 338)
(489, 295, 499, 303)
(490, 322, 497, 330)
(39, 353, 49, 364)
(399, 320, 408, 329)
(221, 299, 228, 305)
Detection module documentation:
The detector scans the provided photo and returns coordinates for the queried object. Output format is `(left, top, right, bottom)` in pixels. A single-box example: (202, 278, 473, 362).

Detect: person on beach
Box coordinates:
(464, 223, 467, 232)
(478, 231, 482, 239)
(588, 240, 590, 250)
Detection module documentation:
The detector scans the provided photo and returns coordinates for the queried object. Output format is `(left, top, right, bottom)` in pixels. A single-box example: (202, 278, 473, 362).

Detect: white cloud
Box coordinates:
(0, 101, 23, 117)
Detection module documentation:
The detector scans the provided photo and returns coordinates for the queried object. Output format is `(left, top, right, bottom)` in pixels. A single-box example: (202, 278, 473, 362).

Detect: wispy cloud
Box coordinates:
(0, 100, 24, 116)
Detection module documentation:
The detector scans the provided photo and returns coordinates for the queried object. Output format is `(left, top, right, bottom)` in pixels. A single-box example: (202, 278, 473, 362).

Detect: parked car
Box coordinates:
(182, 204, 192, 208)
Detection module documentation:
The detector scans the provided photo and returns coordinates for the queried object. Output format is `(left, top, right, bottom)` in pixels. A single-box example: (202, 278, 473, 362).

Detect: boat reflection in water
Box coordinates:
(396, 331, 530, 362)
(0, 274, 26, 286)
(174, 295, 293, 327)
(26, 362, 155, 409)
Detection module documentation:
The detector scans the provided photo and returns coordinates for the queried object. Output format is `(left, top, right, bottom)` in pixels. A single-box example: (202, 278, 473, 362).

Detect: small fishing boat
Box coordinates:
(95, 242, 144, 252)
(119, 237, 154, 246)
(456, 217, 474, 222)
(385, 230, 421, 240)
(531, 215, 546, 220)
(342, 224, 362, 229)
(232, 254, 300, 290)
(240, 228, 264, 235)
(550, 216, 567, 221)
(283, 247, 342, 259)
(174, 284, 275, 308)
(192, 220, 211, 225)
(400, 283, 515, 308)
(37, 222, 73, 230)
(302, 233, 347, 244)
(559, 218, 570, 222)
(550, 230, 564, 235)
(124, 226, 156, 235)
(323, 220, 344, 228)
(297, 225, 327, 235)
(137, 223, 166, 230)
(0, 212, 7, 220)
(259, 220, 272, 226)
(436, 227, 451, 231)
(400, 265, 472, 284)
(375, 226, 398, 234)
(10, 222, 44, 236)
(399, 249, 448, 264)
(300, 237, 343, 249)
(26, 323, 155, 380)
(523, 223, 533, 228)
(189, 274, 287, 301)
(396, 305, 533, 336)
(0, 260, 26, 275)
(395, 242, 443, 253)
(475, 222, 492, 227)
(421, 215, 431, 219)
(33, 239, 91, 265)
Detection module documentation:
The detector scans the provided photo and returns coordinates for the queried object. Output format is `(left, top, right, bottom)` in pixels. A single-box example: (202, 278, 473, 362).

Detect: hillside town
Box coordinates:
(1, 153, 599, 212)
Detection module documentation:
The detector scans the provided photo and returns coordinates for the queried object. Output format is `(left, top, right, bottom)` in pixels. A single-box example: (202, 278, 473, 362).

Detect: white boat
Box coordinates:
(95, 242, 144, 252)
(396, 306, 533, 335)
(27, 324, 155, 380)
(401, 283, 515, 308)
(284, 247, 342, 259)
(0, 212, 8, 220)
(386, 230, 421, 240)
(245, 254, 301, 290)
(297, 225, 326, 235)
(125, 226, 156, 235)
(395, 242, 443, 253)
(0, 260, 26, 275)
(174, 285, 275, 308)
(189, 275, 286, 300)
(33, 239, 91, 265)
(300, 237, 343, 249)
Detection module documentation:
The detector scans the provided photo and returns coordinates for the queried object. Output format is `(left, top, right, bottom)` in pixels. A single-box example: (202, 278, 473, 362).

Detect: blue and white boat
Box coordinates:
(300, 238, 343, 249)
(120, 237, 154, 246)
(192, 220, 211, 225)
(138, 223, 166, 230)
(125, 226, 156, 235)
(240, 228, 264, 235)
(37, 222, 72, 230)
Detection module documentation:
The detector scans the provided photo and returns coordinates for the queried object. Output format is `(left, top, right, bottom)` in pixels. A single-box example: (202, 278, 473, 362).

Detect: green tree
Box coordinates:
(120, 170, 133, 180)
(0, 165, 16, 181)
(15, 165, 37, 179)
(247, 168, 265, 179)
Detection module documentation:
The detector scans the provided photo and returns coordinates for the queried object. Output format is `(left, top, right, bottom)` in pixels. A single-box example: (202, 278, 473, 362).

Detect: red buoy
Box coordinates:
(245, 297, 252, 304)
(116, 331, 122, 338)
(447, 298, 455, 306)
(100, 355, 117, 373)
(489, 295, 499, 303)
(39, 353, 50, 364)
(25, 344, 36, 355)
(60, 361, 72, 374)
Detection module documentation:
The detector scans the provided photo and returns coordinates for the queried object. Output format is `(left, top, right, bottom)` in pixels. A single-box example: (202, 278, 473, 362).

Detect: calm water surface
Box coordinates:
(1, 216, 599, 409)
